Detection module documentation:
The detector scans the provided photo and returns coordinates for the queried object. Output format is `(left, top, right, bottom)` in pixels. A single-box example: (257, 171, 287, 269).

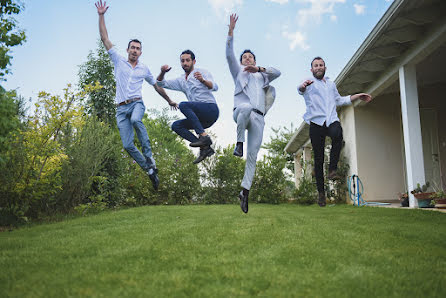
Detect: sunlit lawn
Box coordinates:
(1, 204, 445, 297)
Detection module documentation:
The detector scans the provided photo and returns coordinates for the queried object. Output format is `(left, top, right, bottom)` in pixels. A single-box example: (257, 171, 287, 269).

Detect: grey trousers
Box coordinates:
(233, 103, 265, 190)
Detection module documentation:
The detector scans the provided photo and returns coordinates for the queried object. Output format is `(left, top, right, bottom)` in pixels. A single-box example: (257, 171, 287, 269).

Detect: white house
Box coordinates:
(285, 0, 446, 208)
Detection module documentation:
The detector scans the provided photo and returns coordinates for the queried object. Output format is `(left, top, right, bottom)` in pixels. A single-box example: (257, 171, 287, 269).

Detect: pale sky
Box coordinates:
(4, 0, 393, 150)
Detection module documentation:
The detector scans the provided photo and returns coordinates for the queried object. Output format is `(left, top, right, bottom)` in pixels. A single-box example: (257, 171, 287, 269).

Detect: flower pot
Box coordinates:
(413, 192, 435, 200)
(400, 197, 409, 207)
(413, 192, 435, 208)
(434, 198, 446, 209)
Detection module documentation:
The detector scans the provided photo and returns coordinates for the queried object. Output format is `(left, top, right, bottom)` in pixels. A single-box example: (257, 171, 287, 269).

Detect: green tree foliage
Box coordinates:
(262, 125, 296, 172)
(250, 154, 291, 204)
(57, 115, 124, 213)
(0, 84, 101, 224)
(78, 41, 116, 124)
(200, 145, 245, 204)
(245, 125, 297, 204)
(0, 0, 26, 80)
(0, 87, 25, 157)
(136, 109, 201, 205)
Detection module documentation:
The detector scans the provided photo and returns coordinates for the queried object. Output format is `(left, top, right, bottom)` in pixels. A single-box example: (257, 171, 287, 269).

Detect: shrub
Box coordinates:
(200, 145, 245, 204)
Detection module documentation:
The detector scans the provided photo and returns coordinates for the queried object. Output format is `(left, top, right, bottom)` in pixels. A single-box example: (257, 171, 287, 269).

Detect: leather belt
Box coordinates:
(233, 107, 264, 116)
(117, 97, 141, 106)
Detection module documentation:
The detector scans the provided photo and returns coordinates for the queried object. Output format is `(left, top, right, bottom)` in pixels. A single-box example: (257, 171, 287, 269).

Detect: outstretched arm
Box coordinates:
(350, 93, 372, 103)
(95, 1, 112, 50)
(226, 14, 241, 80)
(154, 85, 178, 110)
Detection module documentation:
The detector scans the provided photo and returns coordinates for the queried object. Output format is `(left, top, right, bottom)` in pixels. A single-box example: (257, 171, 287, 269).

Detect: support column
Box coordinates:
(399, 64, 425, 208)
(294, 152, 303, 188)
(303, 146, 312, 179)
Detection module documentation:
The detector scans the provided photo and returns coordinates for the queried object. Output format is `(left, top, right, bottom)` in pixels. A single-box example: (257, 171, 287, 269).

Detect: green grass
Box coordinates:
(1, 204, 445, 297)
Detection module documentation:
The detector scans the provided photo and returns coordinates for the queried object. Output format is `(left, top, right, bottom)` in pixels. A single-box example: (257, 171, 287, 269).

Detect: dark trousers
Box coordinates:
(309, 121, 343, 193)
(171, 101, 219, 143)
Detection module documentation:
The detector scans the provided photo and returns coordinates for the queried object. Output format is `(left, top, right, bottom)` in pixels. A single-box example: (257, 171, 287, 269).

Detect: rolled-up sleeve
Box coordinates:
(203, 70, 218, 92)
(107, 47, 121, 65)
(145, 69, 156, 86)
(156, 79, 167, 88)
(334, 85, 351, 106)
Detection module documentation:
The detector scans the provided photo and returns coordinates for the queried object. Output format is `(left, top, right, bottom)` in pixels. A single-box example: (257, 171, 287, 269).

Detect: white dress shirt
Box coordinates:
(108, 47, 156, 104)
(156, 68, 218, 104)
(244, 72, 266, 113)
(298, 77, 351, 126)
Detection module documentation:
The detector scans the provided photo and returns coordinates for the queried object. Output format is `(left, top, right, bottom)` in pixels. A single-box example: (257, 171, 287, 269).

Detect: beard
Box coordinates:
(312, 69, 325, 80)
(182, 65, 192, 73)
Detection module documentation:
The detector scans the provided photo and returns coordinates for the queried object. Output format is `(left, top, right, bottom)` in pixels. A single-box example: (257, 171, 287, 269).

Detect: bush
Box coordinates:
(250, 155, 290, 204)
(117, 109, 201, 206)
(293, 174, 317, 205)
(200, 145, 245, 204)
(57, 115, 124, 211)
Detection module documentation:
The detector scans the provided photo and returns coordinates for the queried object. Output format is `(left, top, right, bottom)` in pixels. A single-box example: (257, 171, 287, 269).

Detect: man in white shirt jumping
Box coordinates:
(95, 1, 176, 190)
(226, 14, 281, 213)
(298, 57, 372, 207)
(157, 50, 219, 164)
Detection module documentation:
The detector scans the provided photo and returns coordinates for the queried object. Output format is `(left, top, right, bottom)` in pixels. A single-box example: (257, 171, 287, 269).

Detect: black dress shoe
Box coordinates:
(148, 168, 159, 190)
(238, 190, 248, 213)
(190, 135, 212, 147)
(318, 192, 326, 207)
(233, 142, 243, 157)
(193, 146, 215, 164)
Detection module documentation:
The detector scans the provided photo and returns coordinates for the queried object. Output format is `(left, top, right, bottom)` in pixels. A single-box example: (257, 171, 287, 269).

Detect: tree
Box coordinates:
(78, 41, 116, 124)
(0, 83, 101, 224)
(0, 0, 26, 80)
(262, 125, 296, 172)
(0, 86, 26, 157)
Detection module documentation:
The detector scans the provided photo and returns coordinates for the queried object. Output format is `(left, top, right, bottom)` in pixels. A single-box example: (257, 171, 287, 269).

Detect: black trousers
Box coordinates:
(309, 121, 343, 193)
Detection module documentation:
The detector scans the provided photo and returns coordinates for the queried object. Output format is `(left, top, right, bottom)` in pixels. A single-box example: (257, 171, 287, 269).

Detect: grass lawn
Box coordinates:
(1, 204, 445, 297)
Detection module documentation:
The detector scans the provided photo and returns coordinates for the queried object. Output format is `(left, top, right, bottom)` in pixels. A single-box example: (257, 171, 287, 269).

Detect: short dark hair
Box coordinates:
(180, 49, 195, 60)
(240, 49, 256, 63)
(311, 56, 325, 67)
(128, 39, 142, 49)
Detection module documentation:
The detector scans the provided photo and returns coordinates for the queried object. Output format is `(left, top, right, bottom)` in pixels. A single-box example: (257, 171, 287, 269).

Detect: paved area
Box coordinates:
(361, 200, 446, 213)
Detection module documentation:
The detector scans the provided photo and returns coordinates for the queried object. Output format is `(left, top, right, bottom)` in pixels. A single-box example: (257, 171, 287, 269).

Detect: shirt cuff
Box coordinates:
(298, 86, 305, 95)
(156, 79, 166, 87)
(341, 95, 352, 106)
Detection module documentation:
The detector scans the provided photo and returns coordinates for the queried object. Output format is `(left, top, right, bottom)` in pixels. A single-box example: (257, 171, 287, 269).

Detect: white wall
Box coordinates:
(354, 94, 406, 202)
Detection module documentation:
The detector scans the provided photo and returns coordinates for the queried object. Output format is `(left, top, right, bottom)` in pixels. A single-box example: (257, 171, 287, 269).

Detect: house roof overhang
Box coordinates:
(285, 0, 446, 154)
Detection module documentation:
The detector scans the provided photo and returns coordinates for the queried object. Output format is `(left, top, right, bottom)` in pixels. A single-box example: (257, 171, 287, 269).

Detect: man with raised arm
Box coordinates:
(95, 0, 177, 190)
(156, 50, 219, 164)
(226, 14, 281, 214)
(298, 57, 372, 207)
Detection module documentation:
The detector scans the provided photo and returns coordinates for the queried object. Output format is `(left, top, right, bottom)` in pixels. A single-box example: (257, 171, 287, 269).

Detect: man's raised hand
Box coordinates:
(299, 80, 313, 93)
(229, 14, 238, 31)
(95, 0, 108, 15)
(193, 71, 204, 83)
(161, 65, 172, 73)
(228, 13, 238, 36)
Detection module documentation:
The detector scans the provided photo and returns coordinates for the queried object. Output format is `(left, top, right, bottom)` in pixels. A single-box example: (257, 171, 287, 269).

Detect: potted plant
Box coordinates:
(429, 189, 446, 209)
(410, 182, 434, 208)
(398, 192, 409, 207)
